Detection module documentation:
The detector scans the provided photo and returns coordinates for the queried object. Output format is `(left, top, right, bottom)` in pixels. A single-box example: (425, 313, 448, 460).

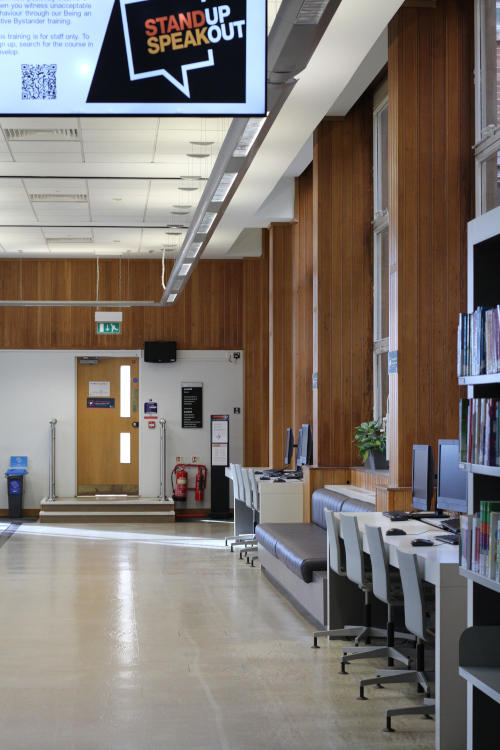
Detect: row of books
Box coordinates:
(459, 398, 499, 466)
(460, 502, 500, 579)
(457, 306, 500, 376)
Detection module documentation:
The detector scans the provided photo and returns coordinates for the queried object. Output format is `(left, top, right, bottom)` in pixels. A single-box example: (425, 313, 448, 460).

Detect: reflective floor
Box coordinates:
(0, 520, 435, 749)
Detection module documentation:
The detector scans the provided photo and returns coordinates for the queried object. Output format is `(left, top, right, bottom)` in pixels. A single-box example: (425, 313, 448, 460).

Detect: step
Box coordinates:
(41, 502, 174, 514)
(39, 511, 175, 524)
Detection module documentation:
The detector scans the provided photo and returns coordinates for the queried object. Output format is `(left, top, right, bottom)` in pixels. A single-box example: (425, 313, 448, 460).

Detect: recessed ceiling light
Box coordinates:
(167, 294, 177, 303)
(179, 263, 192, 276)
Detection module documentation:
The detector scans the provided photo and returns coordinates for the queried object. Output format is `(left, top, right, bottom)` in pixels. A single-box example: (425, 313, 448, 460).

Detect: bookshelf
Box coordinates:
(458, 206, 500, 749)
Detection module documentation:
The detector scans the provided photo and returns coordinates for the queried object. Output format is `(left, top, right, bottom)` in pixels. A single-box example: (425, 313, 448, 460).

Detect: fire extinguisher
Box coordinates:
(195, 467, 205, 502)
(174, 466, 188, 500)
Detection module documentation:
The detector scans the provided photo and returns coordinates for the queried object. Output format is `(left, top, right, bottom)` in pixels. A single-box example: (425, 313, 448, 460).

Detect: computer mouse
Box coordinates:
(273, 478, 286, 483)
(386, 528, 406, 536)
(411, 539, 434, 546)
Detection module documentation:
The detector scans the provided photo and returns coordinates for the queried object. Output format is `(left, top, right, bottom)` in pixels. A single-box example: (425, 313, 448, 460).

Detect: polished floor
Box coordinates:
(0, 520, 435, 749)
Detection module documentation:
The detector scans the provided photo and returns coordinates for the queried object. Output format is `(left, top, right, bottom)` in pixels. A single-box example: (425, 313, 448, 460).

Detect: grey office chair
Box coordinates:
(225, 464, 256, 550)
(247, 470, 260, 567)
(358, 547, 435, 732)
(313, 509, 377, 648)
(338, 514, 412, 673)
(239, 468, 258, 561)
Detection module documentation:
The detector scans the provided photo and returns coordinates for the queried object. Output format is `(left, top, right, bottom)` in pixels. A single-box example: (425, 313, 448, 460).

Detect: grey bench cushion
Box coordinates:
(311, 488, 374, 529)
(256, 523, 327, 583)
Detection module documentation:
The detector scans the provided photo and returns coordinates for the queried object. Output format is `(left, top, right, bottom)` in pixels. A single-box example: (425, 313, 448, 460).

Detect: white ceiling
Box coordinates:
(0, 0, 402, 267)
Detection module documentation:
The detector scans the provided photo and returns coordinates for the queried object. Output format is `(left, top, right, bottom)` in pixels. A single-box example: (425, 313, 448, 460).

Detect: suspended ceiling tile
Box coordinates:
(83, 141, 156, 154)
(0, 154, 14, 161)
(83, 154, 154, 163)
(0, 117, 79, 129)
(13, 153, 84, 163)
(23, 179, 88, 191)
(9, 141, 82, 154)
(79, 117, 159, 130)
(81, 129, 158, 142)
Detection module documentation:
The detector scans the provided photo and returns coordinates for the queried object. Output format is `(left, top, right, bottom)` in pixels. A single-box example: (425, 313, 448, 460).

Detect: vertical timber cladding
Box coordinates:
(388, 0, 473, 486)
(210, 415, 230, 518)
(182, 383, 203, 428)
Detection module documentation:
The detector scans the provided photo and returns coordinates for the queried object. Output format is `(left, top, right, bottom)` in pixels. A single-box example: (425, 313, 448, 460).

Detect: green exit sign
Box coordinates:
(96, 322, 121, 335)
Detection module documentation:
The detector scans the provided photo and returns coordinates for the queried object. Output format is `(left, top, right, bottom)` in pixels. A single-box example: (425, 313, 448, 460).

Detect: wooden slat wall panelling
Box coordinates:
(269, 223, 294, 469)
(312, 93, 373, 469)
(0, 259, 244, 351)
(387, 0, 473, 487)
(243, 231, 270, 467)
(293, 164, 314, 439)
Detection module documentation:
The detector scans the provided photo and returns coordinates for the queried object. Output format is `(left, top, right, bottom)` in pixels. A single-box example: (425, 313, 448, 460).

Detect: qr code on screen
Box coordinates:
(21, 64, 57, 100)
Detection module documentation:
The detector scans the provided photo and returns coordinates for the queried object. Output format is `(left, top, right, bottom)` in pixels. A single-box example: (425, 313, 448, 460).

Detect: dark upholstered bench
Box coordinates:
(256, 487, 374, 625)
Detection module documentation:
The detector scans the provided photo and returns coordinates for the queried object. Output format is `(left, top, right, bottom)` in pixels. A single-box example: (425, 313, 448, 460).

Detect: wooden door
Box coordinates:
(77, 357, 139, 495)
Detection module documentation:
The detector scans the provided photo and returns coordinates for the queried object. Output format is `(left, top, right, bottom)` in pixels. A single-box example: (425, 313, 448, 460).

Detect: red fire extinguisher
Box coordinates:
(195, 467, 205, 502)
(174, 466, 188, 499)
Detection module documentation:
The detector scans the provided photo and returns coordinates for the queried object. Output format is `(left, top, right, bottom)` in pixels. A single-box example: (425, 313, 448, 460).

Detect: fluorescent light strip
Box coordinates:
(172, 280, 183, 291)
(179, 263, 192, 277)
(198, 212, 217, 234)
(168, 294, 177, 303)
(212, 173, 237, 202)
(295, 0, 329, 25)
(186, 243, 202, 259)
(233, 118, 266, 157)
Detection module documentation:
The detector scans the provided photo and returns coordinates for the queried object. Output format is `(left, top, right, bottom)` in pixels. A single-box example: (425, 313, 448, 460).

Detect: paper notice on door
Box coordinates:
(89, 382, 111, 397)
(212, 421, 228, 443)
(212, 444, 228, 466)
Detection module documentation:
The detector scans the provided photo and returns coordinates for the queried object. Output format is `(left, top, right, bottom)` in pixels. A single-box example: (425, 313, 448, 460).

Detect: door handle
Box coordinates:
(132, 422, 139, 428)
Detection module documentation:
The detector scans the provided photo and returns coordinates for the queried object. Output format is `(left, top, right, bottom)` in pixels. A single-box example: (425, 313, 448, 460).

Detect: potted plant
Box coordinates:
(353, 420, 389, 470)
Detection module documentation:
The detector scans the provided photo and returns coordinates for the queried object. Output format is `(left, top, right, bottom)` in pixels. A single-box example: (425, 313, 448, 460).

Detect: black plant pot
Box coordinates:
(363, 449, 389, 470)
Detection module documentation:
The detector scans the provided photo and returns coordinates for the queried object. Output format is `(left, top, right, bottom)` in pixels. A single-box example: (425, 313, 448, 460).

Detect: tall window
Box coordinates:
(475, 0, 500, 214)
(373, 83, 389, 423)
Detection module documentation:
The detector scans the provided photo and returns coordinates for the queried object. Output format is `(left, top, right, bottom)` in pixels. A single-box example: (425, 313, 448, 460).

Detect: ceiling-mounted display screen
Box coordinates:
(0, 0, 266, 115)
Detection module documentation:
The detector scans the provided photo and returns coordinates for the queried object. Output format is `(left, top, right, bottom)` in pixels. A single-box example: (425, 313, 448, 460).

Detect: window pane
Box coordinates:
(480, 0, 500, 131)
(374, 353, 389, 422)
(374, 228, 389, 340)
(481, 149, 500, 212)
(120, 366, 131, 418)
(120, 433, 131, 464)
(375, 102, 389, 213)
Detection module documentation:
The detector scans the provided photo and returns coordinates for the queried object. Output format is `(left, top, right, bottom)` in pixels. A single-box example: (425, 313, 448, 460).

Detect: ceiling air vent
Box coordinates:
(30, 194, 88, 202)
(295, 0, 329, 25)
(46, 237, 93, 243)
(4, 128, 80, 141)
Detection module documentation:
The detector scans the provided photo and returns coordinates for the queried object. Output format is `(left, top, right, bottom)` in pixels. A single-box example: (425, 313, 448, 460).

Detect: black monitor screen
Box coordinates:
(412, 445, 434, 511)
(300, 424, 313, 465)
(296, 429, 303, 469)
(437, 440, 468, 513)
(284, 428, 295, 467)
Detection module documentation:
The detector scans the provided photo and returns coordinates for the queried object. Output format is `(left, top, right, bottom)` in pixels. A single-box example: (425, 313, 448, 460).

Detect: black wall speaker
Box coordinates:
(144, 341, 177, 363)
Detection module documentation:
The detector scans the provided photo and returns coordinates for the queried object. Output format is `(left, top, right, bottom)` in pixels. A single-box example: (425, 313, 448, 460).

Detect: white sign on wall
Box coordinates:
(0, 0, 266, 115)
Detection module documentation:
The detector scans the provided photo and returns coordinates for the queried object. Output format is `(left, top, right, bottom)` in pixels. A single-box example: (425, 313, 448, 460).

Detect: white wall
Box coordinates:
(0, 349, 243, 511)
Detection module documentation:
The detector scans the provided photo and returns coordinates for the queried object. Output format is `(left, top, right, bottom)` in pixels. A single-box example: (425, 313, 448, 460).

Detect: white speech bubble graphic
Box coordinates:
(119, 0, 215, 98)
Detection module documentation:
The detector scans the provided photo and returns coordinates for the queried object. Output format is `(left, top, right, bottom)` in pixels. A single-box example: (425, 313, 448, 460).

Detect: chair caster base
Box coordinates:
(382, 727, 395, 733)
(356, 696, 367, 701)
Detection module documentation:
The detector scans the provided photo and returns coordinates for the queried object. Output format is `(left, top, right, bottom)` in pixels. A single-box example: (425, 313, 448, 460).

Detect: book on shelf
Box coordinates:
(460, 514, 474, 569)
(471, 515, 480, 574)
(459, 398, 500, 467)
(488, 512, 500, 580)
(479, 502, 500, 577)
(457, 305, 500, 377)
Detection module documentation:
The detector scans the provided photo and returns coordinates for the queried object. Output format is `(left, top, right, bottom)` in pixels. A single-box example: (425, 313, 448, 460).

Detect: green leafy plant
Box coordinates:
(353, 420, 387, 463)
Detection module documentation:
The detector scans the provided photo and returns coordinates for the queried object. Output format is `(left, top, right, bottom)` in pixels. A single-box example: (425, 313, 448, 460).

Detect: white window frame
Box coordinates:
(474, 0, 500, 215)
(373, 84, 390, 423)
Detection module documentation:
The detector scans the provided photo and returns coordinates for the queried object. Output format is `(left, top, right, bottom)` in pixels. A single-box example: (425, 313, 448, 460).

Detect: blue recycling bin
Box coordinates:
(5, 457, 28, 519)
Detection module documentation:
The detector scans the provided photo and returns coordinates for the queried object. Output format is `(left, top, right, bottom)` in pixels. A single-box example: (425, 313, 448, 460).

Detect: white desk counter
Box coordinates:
(337, 511, 466, 750)
(257, 477, 303, 523)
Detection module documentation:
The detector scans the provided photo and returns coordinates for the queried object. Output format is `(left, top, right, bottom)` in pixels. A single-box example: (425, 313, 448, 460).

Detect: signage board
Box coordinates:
(87, 397, 115, 408)
(0, 0, 266, 116)
(182, 382, 202, 428)
(96, 322, 121, 334)
(388, 351, 398, 375)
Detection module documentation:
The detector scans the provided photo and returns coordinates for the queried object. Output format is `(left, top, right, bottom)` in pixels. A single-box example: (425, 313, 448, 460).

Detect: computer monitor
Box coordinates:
(436, 439, 468, 514)
(284, 428, 295, 467)
(296, 429, 303, 470)
(300, 424, 313, 465)
(412, 445, 435, 512)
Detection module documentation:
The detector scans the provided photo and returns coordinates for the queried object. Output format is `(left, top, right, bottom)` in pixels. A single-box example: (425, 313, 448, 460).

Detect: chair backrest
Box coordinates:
(234, 464, 245, 504)
(324, 509, 345, 577)
(241, 468, 252, 509)
(249, 470, 260, 513)
(396, 549, 432, 642)
(230, 463, 241, 502)
(339, 514, 371, 590)
(365, 524, 393, 605)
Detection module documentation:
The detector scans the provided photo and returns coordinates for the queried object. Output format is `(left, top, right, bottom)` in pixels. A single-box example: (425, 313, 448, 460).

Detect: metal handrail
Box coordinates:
(158, 419, 166, 501)
(47, 419, 57, 502)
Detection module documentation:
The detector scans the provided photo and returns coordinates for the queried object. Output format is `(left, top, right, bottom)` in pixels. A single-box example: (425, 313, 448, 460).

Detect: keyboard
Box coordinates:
(441, 517, 460, 533)
(383, 510, 409, 520)
(434, 533, 460, 545)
